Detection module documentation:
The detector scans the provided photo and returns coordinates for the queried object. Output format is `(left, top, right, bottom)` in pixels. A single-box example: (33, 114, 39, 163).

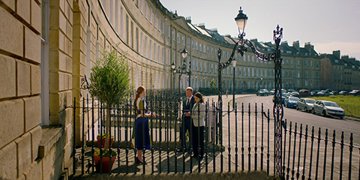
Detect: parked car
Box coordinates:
(257, 89, 269, 96)
(284, 96, 299, 108)
(269, 89, 285, 95)
(299, 89, 310, 97)
(269, 89, 275, 95)
(310, 90, 319, 96)
(316, 90, 330, 96)
(349, 90, 360, 96)
(290, 92, 300, 97)
(338, 90, 348, 95)
(330, 91, 338, 95)
(297, 98, 315, 112)
(313, 100, 345, 119)
(283, 92, 291, 98)
(272, 94, 286, 104)
(287, 89, 296, 93)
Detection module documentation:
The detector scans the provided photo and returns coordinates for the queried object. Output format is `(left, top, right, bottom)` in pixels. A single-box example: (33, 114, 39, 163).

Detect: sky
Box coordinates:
(160, 0, 360, 60)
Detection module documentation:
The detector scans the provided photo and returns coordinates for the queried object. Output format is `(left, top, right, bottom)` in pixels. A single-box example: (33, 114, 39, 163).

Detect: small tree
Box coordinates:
(89, 50, 130, 149)
(210, 79, 217, 95)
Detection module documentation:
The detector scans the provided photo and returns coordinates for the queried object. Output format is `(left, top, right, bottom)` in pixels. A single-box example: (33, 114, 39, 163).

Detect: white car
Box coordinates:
(313, 100, 345, 119)
(297, 98, 315, 112)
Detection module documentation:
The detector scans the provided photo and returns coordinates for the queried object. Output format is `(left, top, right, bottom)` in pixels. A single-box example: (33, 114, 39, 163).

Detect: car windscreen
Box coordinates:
(305, 99, 315, 104)
(289, 97, 299, 101)
(323, 102, 339, 107)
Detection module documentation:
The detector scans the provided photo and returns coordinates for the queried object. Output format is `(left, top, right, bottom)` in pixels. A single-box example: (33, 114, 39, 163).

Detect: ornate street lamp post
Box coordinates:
(171, 48, 191, 103)
(236, 7, 284, 178)
(232, 59, 237, 109)
(217, 7, 284, 177)
(180, 48, 191, 86)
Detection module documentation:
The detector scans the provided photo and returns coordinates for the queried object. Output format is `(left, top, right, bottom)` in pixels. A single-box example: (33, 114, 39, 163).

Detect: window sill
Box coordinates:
(37, 126, 63, 160)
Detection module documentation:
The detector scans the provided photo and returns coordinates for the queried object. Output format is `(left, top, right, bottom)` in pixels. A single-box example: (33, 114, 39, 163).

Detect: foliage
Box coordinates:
(89, 50, 130, 149)
(94, 147, 117, 157)
(89, 50, 130, 106)
(312, 95, 360, 118)
(210, 79, 217, 95)
(97, 134, 112, 139)
(210, 79, 216, 89)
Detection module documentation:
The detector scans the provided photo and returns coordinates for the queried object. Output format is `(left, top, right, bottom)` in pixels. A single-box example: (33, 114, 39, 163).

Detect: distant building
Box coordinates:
(321, 51, 360, 90)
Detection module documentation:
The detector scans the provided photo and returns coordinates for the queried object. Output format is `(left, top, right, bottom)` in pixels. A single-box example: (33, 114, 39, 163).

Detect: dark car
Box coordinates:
(330, 91, 338, 95)
(257, 89, 269, 96)
(299, 89, 310, 97)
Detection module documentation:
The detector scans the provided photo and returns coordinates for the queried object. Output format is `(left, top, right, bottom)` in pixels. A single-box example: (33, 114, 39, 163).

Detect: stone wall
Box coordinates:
(0, 0, 75, 179)
(0, 0, 43, 179)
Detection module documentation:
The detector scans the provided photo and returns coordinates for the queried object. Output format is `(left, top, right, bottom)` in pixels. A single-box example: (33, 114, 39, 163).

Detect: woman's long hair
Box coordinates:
(134, 86, 145, 110)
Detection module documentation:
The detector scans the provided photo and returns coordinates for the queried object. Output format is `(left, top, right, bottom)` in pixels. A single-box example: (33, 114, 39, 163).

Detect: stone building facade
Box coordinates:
(0, 0, 359, 179)
(0, 0, 44, 179)
(321, 50, 360, 90)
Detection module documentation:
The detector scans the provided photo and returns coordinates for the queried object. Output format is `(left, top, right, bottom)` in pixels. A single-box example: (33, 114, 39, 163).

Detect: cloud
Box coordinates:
(314, 42, 360, 60)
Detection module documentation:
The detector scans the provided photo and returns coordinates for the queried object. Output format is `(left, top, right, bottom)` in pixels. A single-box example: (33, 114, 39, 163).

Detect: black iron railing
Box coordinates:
(71, 97, 360, 179)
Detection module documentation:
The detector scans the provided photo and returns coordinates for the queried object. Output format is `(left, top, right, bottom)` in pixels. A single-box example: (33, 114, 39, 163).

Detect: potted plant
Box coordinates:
(93, 148, 117, 173)
(89, 50, 130, 172)
(96, 134, 114, 148)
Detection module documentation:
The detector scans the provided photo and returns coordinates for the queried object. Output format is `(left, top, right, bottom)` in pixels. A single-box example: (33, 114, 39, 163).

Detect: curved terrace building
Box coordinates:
(0, 0, 359, 179)
(91, 0, 323, 92)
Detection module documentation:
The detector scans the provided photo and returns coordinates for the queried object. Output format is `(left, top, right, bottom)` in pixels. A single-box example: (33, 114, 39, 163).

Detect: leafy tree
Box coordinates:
(89, 50, 130, 149)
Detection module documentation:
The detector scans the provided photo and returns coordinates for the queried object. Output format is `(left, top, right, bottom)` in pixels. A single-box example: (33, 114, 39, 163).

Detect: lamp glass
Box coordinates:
(232, 59, 237, 67)
(234, 7, 248, 35)
(236, 19, 246, 34)
(181, 49, 188, 59)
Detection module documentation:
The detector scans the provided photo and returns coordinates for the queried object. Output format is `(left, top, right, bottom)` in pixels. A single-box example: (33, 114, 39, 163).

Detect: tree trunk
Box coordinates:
(104, 107, 111, 149)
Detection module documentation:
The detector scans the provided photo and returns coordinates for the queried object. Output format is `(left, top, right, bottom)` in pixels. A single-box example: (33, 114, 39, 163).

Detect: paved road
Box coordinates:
(235, 94, 360, 145)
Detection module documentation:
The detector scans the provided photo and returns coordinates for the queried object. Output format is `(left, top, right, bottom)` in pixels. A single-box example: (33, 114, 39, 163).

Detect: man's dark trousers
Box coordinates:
(180, 116, 191, 149)
(180, 96, 194, 150)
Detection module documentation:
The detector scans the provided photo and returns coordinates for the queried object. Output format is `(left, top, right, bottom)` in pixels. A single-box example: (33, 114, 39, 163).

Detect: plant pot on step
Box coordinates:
(93, 148, 117, 173)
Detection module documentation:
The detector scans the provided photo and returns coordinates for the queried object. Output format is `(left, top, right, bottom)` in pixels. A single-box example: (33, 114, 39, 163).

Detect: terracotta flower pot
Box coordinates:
(94, 154, 116, 173)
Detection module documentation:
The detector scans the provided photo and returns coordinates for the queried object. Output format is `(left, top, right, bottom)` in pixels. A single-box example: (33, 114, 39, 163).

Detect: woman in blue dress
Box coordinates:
(134, 86, 155, 164)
